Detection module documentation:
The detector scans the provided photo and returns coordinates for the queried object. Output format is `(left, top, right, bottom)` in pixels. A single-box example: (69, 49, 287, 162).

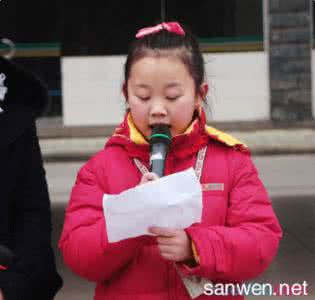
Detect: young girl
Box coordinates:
(59, 22, 282, 300)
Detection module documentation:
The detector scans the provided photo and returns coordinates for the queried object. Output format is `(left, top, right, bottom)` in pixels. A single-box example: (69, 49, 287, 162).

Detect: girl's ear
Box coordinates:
(196, 82, 208, 108)
(199, 82, 208, 100)
(122, 82, 128, 99)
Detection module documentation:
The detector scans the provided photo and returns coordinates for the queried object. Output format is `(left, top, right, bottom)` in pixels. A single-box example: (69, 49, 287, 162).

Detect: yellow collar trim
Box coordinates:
(205, 126, 247, 148)
(126, 113, 246, 148)
(182, 118, 196, 135)
(181, 106, 203, 136)
(127, 114, 148, 145)
(126, 113, 198, 145)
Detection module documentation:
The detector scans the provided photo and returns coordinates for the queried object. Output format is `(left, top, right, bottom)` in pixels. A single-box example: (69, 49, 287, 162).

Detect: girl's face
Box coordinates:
(124, 56, 208, 139)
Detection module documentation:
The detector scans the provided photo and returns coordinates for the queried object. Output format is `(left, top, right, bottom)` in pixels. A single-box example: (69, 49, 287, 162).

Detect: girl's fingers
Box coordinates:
(156, 241, 187, 262)
(139, 172, 159, 185)
(158, 244, 174, 253)
(160, 252, 177, 261)
(149, 226, 178, 237)
(157, 236, 174, 245)
(156, 236, 183, 246)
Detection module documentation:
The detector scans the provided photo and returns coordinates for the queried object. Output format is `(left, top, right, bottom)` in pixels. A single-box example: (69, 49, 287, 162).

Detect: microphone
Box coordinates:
(0, 245, 14, 270)
(149, 125, 172, 178)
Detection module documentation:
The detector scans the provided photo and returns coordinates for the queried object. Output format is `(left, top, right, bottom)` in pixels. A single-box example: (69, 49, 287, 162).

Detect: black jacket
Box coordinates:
(0, 57, 62, 299)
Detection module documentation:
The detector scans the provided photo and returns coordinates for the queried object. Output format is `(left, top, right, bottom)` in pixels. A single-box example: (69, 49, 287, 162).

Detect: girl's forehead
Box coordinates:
(129, 55, 191, 81)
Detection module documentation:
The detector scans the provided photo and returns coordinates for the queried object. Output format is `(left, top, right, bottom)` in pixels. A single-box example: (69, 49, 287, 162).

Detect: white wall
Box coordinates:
(205, 52, 269, 121)
(62, 52, 270, 126)
(62, 56, 126, 126)
(312, 50, 315, 118)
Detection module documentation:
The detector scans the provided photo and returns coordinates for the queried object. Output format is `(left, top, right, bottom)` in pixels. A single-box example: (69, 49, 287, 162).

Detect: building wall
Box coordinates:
(62, 56, 126, 126)
(268, 0, 313, 120)
(312, 51, 315, 118)
(61, 0, 315, 126)
(62, 52, 270, 126)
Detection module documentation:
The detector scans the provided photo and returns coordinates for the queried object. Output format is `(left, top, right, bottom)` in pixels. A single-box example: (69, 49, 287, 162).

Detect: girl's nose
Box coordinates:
(150, 100, 167, 117)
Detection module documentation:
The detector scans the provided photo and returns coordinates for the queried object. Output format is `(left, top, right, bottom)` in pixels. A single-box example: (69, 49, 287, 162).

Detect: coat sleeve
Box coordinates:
(59, 153, 148, 282)
(177, 149, 282, 282)
(0, 122, 62, 300)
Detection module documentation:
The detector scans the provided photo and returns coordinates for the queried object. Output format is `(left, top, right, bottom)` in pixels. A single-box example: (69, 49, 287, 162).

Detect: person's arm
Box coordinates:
(176, 150, 282, 282)
(59, 153, 149, 282)
(0, 122, 62, 300)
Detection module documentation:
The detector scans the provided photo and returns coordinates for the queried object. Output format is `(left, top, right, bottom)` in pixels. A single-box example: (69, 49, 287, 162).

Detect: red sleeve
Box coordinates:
(177, 150, 282, 282)
(59, 154, 146, 282)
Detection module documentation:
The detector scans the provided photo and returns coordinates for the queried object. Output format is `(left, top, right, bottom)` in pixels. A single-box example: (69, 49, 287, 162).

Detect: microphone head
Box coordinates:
(150, 125, 172, 146)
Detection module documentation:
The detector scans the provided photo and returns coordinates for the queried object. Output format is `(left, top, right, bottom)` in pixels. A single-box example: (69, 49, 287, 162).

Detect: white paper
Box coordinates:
(103, 168, 202, 243)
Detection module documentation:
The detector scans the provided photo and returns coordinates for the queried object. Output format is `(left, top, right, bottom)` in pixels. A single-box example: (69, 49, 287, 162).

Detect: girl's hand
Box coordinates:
(148, 226, 193, 262)
(139, 172, 159, 185)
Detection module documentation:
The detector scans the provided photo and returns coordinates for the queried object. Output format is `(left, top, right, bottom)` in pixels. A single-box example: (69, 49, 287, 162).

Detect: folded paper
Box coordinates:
(103, 168, 202, 243)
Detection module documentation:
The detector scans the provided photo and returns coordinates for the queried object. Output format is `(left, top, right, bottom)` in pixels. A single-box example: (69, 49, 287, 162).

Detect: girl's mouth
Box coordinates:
(149, 124, 171, 129)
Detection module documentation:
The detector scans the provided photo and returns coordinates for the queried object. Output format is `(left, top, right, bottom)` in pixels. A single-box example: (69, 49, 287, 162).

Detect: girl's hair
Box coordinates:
(124, 22, 206, 96)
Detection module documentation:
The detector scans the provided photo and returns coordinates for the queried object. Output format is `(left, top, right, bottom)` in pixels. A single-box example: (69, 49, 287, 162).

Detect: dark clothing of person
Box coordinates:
(0, 57, 62, 299)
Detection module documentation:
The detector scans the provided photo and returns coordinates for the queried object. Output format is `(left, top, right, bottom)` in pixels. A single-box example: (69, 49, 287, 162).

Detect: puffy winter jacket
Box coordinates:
(0, 57, 62, 299)
(59, 109, 282, 300)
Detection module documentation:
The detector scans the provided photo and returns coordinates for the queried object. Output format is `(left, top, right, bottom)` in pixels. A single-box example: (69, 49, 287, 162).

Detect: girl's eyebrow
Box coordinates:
(134, 83, 150, 89)
(134, 82, 182, 89)
(166, 82, 182, 88)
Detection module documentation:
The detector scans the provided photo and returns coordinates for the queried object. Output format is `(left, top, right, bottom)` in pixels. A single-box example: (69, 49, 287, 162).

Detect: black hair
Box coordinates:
(124, 22, 206, 97)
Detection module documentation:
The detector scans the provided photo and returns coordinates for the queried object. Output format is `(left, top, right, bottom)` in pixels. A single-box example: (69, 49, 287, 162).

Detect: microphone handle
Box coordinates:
(150, 159, 164, 178)
(150, 143, 168, 177)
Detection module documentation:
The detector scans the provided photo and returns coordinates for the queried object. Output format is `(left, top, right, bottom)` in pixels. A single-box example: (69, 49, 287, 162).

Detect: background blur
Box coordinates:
(1, 0, 263, 120)
(2, 0, 314, 125)
(1, 0, 315, 299)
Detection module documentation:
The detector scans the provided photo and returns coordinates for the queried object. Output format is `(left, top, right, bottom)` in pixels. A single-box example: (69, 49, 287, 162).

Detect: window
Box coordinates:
(62, 0, 263, 56)
(0, 0, 263, 117)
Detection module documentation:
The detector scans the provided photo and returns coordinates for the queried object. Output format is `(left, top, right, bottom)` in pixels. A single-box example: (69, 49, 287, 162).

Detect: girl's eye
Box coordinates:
(166, 96, 180, 101)
(138, 96, 150, 101)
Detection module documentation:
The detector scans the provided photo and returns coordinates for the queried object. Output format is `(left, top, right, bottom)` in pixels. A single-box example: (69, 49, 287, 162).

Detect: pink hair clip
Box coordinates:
(135, 22, 185, 39)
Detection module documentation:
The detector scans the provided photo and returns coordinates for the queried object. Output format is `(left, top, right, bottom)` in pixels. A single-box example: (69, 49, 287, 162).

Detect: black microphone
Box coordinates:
(149, 125, 172, 178)
(0, 245, 14, 270)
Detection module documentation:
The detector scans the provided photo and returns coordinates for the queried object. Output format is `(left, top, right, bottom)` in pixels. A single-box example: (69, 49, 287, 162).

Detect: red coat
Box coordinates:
(59, 110, 282, 300)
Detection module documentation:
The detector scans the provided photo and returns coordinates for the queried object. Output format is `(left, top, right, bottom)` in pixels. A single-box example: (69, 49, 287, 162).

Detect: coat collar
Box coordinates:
(105, 108, 248, 160)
